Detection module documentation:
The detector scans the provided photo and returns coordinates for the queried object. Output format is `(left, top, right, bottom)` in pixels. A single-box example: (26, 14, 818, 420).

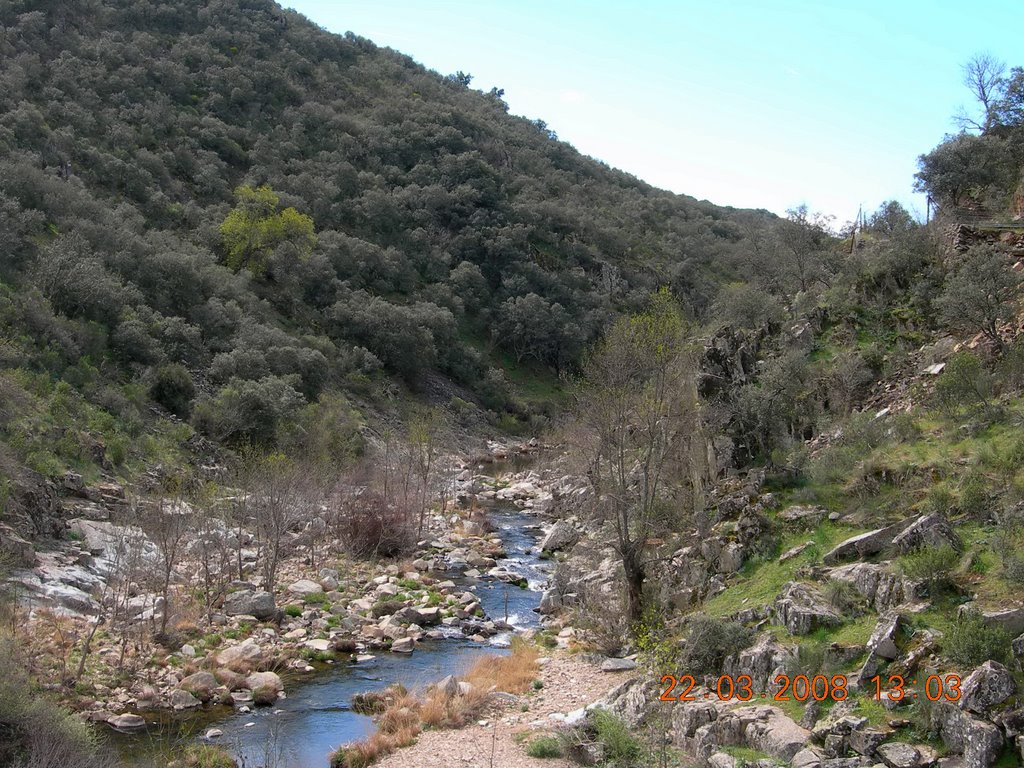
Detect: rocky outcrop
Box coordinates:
(958, 661, 1016, 715)
(540, 519, 579, 553)
(722, 633, 796, 691)
(823, 522, 906, 565)
(774, 582, 842, 635)
(827, 562, 907, 613)
(891, 513, 961, 554)
(934, 702, 1004, 767)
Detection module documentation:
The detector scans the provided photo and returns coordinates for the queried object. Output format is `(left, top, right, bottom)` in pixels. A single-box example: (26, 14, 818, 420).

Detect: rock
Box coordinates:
(540, 520, 579, 552)
(305, 638, 333, 652)
(823, 523, 905, 565)
(828, 562, 906, 613)
(223, 590, 276, 620)
(891, 513, 961, 554)
(169, 689, 200, 710)
(723, 633, 796, 691)
(436, 675, 460, 698)
(320, 576, 339, 592)
(780, 541, 815, 563)
(708, 753, 737, 768)
(458, 681, 474, 696)
(867, 614, 910, 660)
(108, 713, 146, 730)
(206, 728, 223, 739)
(934, 703, 1004, 767)
(246, 671, 283, 705)
(876, 742, 930, 768)
(178, 672, 218, 703)
(538, 589, 563, 615)
(778, 506, 827, 526)
(288, 579, 323, 596)
(391, 637, 415, 653)
(600, 657, 638, 672)
(217, 640, 264, 672)
(414, 607, 441, 625)
(0, 524, 36, 567)
(792, 747, 823, 768)
(958, 661, 1016, 714)
(848, 727, 892, 756)
(774, 582, 843, 635)
(972, 606, 1024, 637)
(744, 705, 814, 761)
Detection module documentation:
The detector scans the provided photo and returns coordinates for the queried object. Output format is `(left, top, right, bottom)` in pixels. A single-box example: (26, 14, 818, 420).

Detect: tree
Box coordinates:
(575, 290, 705, 626)
(936, 244, 1021, 352)
(914, 133, 1014, 209)
(956, 53, 1006, 133)
(220, 185, 316, 277)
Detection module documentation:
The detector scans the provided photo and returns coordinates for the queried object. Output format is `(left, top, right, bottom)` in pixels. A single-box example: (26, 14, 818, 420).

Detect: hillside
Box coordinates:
(0, 0, 776, 505)
(6, 2, 1024, 768)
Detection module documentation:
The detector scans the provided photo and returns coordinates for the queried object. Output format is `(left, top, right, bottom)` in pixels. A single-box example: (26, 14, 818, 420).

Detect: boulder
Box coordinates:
(538, 589, 563, 615)
(867, 613, 910, 660)
(246, 671, 283, 705)
(435, 674, 460, 698)
(223, 590, 276, 620)
(848, 727, 892, 756)
(876, 742, 937, 768)
(0, 524, 36, 567)
(305, 638, 332, 652)
(774, 582, 843, 635)
(391, 637, 415, 653)
(958, 661, 1016, 714)
(934, 703, 1004, 767)
(600, 657, 638, 672)
(217, 640, 264, 672)
(288, 579, 323, 596)
(708, 753, 736, 768)
(178, 671, 219, 703)
(778, 505, 828, 526)
(791, 748, 822, 768)
(108, 713, 146, 730)
(828, 562, 906, 613)
(169, 689, 200, 710)
(723, 633, 796, 691)
(540, 520, 579, 552)
(823, 523, 905, 565)
(891, 513, 961, 554)
(743, 705, 813, 761)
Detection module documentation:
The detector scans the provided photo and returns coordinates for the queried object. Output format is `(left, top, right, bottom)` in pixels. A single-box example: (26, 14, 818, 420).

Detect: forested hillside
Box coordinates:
(0, 0, 778, 497)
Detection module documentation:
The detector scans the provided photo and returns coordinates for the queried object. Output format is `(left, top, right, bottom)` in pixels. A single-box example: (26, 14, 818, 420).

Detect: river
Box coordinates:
(110, 504, 550, 768)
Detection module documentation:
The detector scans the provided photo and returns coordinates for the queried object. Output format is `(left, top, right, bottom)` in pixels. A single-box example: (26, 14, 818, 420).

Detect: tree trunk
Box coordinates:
(623, 546, 646, 627)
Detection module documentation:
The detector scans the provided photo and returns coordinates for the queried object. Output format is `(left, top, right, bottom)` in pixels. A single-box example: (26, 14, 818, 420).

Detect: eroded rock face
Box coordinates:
(823, 523, 905, 566)
(958, 661, 1017, 715)
(827, 562, 907, 613)
(540, 519, 579, 553)
(934, 702, 1004, 767)
(774, 582, 842, 635)
(722, 633, 796, 691)
(891, 513, 961, 554)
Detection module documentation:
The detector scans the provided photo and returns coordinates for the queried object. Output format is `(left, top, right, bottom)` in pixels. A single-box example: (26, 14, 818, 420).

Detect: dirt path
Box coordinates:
(376, 652, 633, 768)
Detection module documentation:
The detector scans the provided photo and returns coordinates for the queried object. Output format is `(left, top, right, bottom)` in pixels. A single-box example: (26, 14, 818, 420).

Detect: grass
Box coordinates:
(525, 734, 564, 758)
(703, 522, 858, 617)
(332, 640, 540, 767)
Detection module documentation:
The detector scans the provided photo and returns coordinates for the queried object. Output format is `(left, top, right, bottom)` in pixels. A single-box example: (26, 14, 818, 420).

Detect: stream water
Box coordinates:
(110, 505, 549, 768)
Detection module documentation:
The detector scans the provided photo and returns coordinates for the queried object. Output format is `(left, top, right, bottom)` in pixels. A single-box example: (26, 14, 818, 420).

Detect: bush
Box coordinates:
(149, 363, 195, 418)
(339, 491, 415, 558)
(284, 604, 302, 617)
(898, 545, 960, 596)
(944, 610, 1011, 666)
(590, 710, 643, 767)
(679, 614, 754, 675)
(525, 735, 563, 759)
(824, 580, 865, 616)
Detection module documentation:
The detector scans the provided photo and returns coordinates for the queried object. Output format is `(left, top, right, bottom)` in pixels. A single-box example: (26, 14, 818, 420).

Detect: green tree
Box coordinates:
(576, 290, 706, 626)
(220, 185, 316, 277)
(914, 134, 1014, 209)
(936, 244, 1021, 352)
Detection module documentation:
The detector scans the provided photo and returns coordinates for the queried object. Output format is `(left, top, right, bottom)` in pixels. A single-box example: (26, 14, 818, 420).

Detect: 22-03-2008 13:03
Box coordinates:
(659, 673, 963, 702)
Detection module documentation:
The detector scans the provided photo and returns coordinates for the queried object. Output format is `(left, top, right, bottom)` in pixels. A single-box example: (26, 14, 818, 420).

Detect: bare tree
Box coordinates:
(575, 290, 707, 626)
(143, 493, 191, 637)
(956, 52, 1006, 133)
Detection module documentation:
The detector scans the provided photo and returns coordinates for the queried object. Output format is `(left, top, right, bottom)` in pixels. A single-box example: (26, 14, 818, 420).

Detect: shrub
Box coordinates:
(284, 604, 302, 617)
(149, 363, 195, 418)
(181, 745, 237, 768)
(679, 615, 754, 675)
(339, 491, 415, 558)
(590, 709, 643, 767)
(898, 545, 959, 596)
(525, 735, 564, 759)
(944, 610, 1011, 666)
(824, 580, 864, 616)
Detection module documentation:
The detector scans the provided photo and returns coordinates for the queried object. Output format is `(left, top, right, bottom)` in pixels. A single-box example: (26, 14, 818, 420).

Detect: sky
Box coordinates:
(285, 0, 1022, 226)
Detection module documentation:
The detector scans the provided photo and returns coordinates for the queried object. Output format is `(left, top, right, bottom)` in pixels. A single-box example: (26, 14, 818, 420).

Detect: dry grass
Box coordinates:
(332, 640, 540, 767)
